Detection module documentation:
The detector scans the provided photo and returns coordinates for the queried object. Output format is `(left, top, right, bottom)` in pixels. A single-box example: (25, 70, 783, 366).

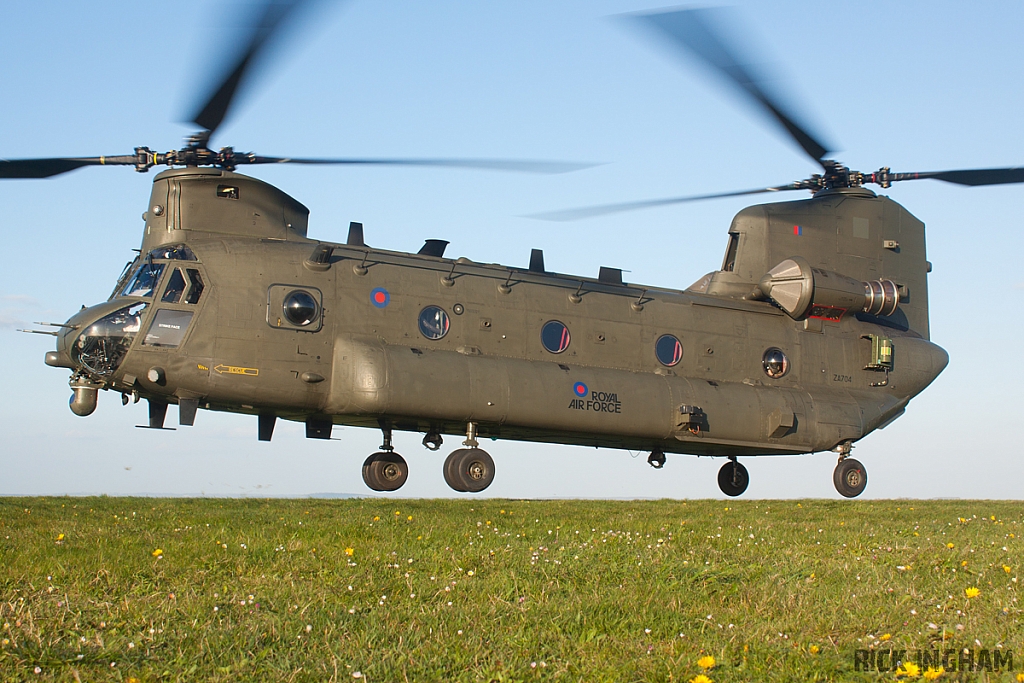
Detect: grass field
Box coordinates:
(1, 498, 1021, 682)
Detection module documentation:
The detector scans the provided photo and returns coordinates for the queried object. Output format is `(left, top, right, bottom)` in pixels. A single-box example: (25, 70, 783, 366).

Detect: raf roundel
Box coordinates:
(370, 287, 390, 309)
(573, 381, 588, 397)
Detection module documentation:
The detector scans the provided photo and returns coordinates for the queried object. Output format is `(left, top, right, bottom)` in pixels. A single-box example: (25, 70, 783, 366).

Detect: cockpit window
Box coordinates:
(149, 244, 197, 261)
(161, 268, 187, 303)
(72, 302, 147, 377)
(185, 269, 205, 304)
(120, 262, 165, 298)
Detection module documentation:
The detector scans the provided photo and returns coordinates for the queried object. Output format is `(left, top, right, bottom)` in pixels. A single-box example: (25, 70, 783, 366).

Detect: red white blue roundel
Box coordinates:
(370, 287, 390, 308)
(573, 381, 588, 397)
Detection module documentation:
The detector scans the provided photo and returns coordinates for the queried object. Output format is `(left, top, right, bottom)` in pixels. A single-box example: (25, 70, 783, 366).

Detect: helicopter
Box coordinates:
(4, 4, 1021, 497)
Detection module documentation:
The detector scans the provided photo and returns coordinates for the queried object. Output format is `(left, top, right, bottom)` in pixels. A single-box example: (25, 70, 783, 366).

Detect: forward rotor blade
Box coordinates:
(631, 7, 831, 165)
(0, 156, 137, 179)
(528, 183, 808, 222)
(190, 0, 315, 136)
(882, 167, 1024, 187)
(241, 155, 599, 174)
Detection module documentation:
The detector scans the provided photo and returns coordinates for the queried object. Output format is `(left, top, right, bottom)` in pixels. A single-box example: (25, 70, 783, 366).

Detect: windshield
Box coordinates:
(120, 262, 165, 298)
(72, 302, 148, 377)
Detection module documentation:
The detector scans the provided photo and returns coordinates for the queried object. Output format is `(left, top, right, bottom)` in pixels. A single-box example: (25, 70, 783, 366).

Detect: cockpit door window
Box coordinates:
(184, 269, 205, 304)
(161, 268, 187, 303)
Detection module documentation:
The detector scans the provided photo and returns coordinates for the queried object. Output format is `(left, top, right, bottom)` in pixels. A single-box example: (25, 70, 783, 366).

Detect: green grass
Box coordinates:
(0, 498, 1021, 682)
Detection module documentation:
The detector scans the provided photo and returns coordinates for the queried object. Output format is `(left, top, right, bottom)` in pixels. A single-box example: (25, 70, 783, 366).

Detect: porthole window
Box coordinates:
(541, 320, 571, 354)
(655, 334, 683, 367)
(283, 290, 319, 326)
(418, 306, 450, 340)
(762, 347, 789, 379)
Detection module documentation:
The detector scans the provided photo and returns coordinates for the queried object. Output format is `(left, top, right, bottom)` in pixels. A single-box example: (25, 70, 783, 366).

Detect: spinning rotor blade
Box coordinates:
(631, 7, 831, 165)
(529, 182, 809, 222)
(241, 155, 597, 174)
(190, 0, 316, 137)
(0, 155, 139, 179)
(872, 166, 1024, 187)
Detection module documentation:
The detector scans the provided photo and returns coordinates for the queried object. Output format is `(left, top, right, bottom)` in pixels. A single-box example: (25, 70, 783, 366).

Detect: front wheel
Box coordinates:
(362, 452, 408, 492)
(717, 460, 749, 497)
(833, 458, 867, 498)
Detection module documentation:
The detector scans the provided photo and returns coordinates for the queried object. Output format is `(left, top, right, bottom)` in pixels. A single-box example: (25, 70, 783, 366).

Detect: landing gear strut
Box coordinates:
(833, 443, 867, 497)
(442, 422, 495, 493)
(717, 457, 749, 497)
(362, 421, 408, 492)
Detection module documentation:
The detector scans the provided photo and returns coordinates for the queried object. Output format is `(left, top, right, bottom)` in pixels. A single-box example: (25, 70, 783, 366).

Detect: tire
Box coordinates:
(717, 460, 749, 497)
(833, 458, 867, 498)
(363, 452, 408, 492)
(362, 453, 383, 491)
(443, 449, 470, 492)
(457, 448, 495, 493)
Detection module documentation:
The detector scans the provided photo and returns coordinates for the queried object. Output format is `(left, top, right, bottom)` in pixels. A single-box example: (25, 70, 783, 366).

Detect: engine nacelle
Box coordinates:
(756, 256, 899, 320)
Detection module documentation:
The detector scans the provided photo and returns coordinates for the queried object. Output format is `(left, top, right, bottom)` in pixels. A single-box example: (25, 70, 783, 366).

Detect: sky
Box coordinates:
(1, 0, 1022, 499)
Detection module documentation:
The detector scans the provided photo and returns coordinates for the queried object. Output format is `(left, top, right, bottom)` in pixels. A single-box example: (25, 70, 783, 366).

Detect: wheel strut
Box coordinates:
(463, 421, 479, 449)
(378, 418, 394, 452)
(834, 441, 853, 463)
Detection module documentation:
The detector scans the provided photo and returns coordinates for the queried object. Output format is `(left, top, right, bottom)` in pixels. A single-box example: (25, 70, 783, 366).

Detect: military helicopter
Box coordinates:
(6, 5, 1020, 498)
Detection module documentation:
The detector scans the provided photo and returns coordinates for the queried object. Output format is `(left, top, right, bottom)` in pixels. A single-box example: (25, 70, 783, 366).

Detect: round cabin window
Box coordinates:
(762, 347, 789, 379)
(541, 320, 571, 354)
(655, 334, 683, 367)
(283, 290, 319, 326)
(418, 306, 450, 340)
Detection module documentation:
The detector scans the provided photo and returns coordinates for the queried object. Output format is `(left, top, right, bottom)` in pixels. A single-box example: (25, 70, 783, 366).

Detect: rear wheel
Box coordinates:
(833, 458, 867, 498)
(717, 460, 749, 497)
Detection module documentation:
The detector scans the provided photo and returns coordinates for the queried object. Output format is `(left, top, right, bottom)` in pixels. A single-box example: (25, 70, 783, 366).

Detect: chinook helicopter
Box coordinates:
(6, 5, 1020, 497)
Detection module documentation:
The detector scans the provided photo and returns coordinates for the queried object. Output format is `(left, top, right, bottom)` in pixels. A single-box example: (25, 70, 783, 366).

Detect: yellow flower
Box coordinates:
(946, 543, 955, 549)
(394, 510, 401, 516)
(1016, 673, 1024, 683)
(373, 516, 379, 521)
(923, 666, 944, 680)
(1004, 565, 1012, 574)
(407, 515, 413, 521)
(151, 548, 163, 557)
(345, 547, 355, 556)
(961, 561, 968, 567)
(880, 633, 892, 641)
(965, 587, 980, 598)
(895, 661, 921, 678)
(56, 533, 65, 542)
(689, 675, 713, 683)
(697, 655, 716, 669)
(809, 644, 820, 654)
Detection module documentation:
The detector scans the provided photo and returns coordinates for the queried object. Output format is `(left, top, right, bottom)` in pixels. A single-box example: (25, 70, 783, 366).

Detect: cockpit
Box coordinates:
(56, 244, 206, 384)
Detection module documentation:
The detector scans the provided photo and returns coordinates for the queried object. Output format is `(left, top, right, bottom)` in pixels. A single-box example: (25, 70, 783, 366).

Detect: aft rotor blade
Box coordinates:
(241, 155, 599, 174)
(190, 0, 315, 136)
(631, 7, 831, 165)
(528, 183, 809, 222)
(0, 155, 138, 179)
(878, 167, 1024, 187)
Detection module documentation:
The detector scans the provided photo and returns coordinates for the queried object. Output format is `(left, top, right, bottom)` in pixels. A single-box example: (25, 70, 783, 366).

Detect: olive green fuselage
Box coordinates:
(54, 168, 948, 459)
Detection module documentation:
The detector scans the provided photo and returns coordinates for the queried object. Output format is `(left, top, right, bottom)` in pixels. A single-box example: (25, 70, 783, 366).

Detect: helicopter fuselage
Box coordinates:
(47, 168, 948, 494)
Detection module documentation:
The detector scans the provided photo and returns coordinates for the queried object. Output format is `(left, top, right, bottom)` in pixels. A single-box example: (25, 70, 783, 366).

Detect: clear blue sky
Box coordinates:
(2, 0, 1022, 498)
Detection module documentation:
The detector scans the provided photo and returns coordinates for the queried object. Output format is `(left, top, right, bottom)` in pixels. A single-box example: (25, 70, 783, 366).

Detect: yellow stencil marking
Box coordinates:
(197, 364, 209, 371)
(214, 364, 258, 377)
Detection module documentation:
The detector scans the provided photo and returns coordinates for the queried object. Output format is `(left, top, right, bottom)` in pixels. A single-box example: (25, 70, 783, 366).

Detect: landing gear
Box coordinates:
(717, 457, 749, 497)
(443, 448, 495, 492)
(361, 420, 408, 492)
(647, 450, 666, 469)
(442, 422, 495, 493)
(362, 452, 408, 491)
(833, 458, 867, 498)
